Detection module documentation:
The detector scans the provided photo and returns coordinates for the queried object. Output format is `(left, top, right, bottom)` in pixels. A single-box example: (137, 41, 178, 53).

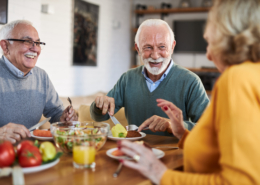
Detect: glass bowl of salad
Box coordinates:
(51, 121, 110, 154)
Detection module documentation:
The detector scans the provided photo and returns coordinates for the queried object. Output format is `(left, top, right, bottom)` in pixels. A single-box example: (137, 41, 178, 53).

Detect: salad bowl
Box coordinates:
(51, 121, 110, 153)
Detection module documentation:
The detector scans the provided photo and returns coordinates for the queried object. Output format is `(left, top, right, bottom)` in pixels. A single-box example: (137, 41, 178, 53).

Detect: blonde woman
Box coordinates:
(118, 0, 260, 184)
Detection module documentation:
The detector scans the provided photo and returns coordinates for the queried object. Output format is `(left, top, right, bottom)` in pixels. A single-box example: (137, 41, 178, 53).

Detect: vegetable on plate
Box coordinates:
(0, 141, 15, 167)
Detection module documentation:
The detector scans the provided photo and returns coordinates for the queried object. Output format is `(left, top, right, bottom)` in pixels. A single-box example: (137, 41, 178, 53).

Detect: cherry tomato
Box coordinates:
(19, 146, 42, 167)
(0, 141, 15, 167)
(17, 140, 34, 156)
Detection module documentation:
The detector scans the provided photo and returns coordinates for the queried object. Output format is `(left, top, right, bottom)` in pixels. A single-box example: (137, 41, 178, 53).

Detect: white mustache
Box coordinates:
(145, 58, 164, 63)
(24, 52, 37, 57)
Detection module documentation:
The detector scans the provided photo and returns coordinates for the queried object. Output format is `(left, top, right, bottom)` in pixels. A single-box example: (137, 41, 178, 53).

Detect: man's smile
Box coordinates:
(149, 62, 162, 67)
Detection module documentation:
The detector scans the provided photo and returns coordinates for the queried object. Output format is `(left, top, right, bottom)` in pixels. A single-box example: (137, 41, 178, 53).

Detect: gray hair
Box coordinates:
(135, 19, 175, 48)
(0, 20, 33, 53)
(208, 0, 260, 65)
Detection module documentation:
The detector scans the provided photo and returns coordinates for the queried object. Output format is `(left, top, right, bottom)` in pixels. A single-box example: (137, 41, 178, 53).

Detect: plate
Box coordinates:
(22, 158, 60, 174)
(107, 131, 146, 141)
(0, 158, 60, 175)
(106, 148, 165, 160)
(30, 130, 53, 141)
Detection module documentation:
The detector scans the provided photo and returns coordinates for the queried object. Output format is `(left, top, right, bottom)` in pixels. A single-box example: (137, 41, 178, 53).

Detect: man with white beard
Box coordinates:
(90, 19, 209, 136)
(0, 20, 77, 143)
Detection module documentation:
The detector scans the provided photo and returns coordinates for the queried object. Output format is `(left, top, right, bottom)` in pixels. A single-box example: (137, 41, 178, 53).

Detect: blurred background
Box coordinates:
(0, 0, 218, 98)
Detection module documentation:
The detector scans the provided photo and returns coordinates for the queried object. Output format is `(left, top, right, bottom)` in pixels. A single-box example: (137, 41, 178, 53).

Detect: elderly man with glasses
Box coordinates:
(0, 20, 77, 143)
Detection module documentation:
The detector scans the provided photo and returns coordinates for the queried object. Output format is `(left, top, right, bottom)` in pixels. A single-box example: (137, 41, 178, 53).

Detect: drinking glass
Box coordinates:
(73, 135, 96, 169)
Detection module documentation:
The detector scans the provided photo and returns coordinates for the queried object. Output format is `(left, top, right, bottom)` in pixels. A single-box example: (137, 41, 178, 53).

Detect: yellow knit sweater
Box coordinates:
(161, 61, 260, 185)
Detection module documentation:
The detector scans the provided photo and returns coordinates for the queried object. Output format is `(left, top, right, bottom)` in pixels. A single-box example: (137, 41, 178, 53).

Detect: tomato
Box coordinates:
(17, 140, 34, 156)
(111, 149, 125, 156)
(19, 146, 42, 167)
(0, 141, 15, 167)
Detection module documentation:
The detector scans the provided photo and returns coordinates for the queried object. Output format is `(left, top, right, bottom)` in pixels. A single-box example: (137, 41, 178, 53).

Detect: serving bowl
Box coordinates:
(51, 121, 110, 153)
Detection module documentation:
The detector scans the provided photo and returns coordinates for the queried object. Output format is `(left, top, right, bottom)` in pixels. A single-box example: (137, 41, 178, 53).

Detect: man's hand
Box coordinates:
(60, 106, 78, 121)
(138, 115, 172, 133)
(0, 123, 31, 144)
(95, 96, 115, 115)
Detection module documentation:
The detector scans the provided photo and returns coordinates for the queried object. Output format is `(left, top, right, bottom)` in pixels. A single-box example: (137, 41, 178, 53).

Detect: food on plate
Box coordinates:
(54, 127, 106, 153)
(111, 124, 127, 138)
(111, 125, 142, 138)
(111, 141, 152, 157)
(33, 129, 52, 137)
(39, 141, 57, 162)
(0, 141, 15, 167)
(0, 139, 60, 168)
(18, 145, 42, 167)
(135, 141, 152, 149)
(126, 131, 142, 138)
(111, 149, 124, 156)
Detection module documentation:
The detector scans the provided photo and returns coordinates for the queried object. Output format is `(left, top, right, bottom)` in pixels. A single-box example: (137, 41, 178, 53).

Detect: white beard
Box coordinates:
(141, 56, 172, 75)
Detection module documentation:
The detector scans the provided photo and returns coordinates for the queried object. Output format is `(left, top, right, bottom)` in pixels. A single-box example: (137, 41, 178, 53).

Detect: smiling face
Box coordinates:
(5, 24, 41, 75)
(136, 24, 175, 81)
(204, 23, 227, 73)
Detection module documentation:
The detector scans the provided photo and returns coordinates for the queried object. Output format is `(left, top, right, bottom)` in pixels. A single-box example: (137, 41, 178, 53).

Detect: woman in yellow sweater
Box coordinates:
(118, 0, 260, 184)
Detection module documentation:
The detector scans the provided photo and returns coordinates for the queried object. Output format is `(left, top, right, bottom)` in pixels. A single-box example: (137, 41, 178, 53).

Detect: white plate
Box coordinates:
(107, 131, 146, 141)
(22, 158, 60, 174)
(30, 130, 53, 141)
(106, 148, 165, 160)
(0, 158, 60, 175)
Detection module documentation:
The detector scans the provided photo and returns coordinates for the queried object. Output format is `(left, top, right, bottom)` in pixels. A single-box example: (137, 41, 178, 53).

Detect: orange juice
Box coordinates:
(73, 146, 96, 165)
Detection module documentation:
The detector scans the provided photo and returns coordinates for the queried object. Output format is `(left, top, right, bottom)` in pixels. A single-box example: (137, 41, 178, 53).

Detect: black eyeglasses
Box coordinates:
(6, 39, 46, 50)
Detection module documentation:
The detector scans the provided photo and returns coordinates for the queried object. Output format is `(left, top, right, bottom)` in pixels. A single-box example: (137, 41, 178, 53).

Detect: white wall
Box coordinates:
(1, 0, 131, 97)
(1, 0, 215, 97)
(133, 0, 215, 68)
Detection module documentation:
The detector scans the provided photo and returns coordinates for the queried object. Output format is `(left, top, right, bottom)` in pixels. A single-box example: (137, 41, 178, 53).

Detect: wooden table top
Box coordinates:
(1, 135, 183, 185)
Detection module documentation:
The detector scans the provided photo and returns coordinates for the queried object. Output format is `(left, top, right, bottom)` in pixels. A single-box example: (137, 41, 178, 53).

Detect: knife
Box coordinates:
(108, 113, 121, 125)
(28, 117, 51, 131)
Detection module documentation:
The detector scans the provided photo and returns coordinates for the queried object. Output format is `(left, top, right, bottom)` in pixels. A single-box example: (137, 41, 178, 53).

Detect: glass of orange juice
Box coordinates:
(73, 136, 96, 169)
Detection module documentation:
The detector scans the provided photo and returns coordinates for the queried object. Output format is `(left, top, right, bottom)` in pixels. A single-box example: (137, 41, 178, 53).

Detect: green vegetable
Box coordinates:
(42, 152, 63, 164)
(95, 137, 102, 142)
(93, 128, 99, 134)
(66, 141, 73, 151)
(34, 140, 40, 148)
(118, 133, 125, 137)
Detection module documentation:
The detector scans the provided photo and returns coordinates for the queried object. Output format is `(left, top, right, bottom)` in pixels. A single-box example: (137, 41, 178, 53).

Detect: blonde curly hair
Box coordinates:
(208, 0, 260, 65)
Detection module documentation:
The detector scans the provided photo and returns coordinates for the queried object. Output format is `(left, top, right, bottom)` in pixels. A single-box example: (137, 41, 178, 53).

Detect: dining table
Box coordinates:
(1, 134, 183, 185)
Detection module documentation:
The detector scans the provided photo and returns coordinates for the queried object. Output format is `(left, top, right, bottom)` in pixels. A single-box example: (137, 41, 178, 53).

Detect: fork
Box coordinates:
(67, 97, 72, 109)
(126, 124, 149, 131)
(153, 146, 179, 150)
(113, 162, 123, 177)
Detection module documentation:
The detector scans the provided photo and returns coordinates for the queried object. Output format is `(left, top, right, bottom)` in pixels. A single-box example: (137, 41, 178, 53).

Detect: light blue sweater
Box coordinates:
(0, 56, 64, 128)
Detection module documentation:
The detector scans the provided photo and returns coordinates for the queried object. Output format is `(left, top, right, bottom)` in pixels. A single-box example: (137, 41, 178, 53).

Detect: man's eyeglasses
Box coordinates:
(6, 39, 46, 50)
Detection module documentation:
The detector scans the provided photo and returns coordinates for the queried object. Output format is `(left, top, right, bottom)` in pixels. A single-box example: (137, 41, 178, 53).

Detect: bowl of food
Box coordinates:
(51, 121, 110, 153)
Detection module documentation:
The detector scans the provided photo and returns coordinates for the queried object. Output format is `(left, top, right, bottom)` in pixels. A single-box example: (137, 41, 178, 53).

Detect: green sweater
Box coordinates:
(90, 64, 209, 136)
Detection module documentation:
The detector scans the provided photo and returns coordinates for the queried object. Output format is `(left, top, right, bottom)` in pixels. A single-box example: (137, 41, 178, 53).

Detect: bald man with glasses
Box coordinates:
(0, 20, 77, 143)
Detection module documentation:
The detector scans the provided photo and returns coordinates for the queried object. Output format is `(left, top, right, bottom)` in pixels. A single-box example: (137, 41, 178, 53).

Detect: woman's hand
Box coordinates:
(119, 140, 167, 185)
(156, 99, 186, 140)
